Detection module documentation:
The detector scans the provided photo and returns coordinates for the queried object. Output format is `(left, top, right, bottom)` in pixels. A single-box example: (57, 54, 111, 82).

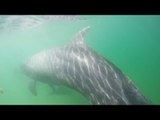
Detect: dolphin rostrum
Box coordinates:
(22, 26, 151, 105)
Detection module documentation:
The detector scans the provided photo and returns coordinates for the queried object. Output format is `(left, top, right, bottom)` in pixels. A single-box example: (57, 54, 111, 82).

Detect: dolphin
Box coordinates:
(0, 15, 80, 32)
(22, 26, 151, 105)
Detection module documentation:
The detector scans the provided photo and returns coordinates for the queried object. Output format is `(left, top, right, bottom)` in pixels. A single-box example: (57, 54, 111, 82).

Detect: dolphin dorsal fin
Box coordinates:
(70, 26, 90, 46)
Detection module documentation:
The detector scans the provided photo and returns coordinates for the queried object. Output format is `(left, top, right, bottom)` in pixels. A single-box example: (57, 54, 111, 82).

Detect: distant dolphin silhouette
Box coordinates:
(0, 15, 80, 32)
(22, 26, 151, 105)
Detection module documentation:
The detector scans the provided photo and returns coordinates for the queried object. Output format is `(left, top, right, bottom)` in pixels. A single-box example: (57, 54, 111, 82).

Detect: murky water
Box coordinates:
(0, 15, 159, 104)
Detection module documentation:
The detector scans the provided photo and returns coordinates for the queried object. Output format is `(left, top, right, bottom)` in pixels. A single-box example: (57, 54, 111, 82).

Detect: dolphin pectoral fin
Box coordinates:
(48, 84, 61, 95)
(47, 85, 58, 95)
(29, 80, 37, 96)
(48, 84, 68, 95)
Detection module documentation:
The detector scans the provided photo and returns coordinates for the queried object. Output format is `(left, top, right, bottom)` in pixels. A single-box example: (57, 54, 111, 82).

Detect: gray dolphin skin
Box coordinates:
(22, 26, 151, 105)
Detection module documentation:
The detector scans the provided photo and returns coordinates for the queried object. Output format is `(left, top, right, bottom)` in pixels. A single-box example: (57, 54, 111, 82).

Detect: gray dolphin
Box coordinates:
(22, 26, 151, 105)
(0, 15, 80, 32)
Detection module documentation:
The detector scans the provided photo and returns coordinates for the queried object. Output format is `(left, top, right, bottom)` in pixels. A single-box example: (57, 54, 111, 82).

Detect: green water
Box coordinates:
(0, 15, 160, 105)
